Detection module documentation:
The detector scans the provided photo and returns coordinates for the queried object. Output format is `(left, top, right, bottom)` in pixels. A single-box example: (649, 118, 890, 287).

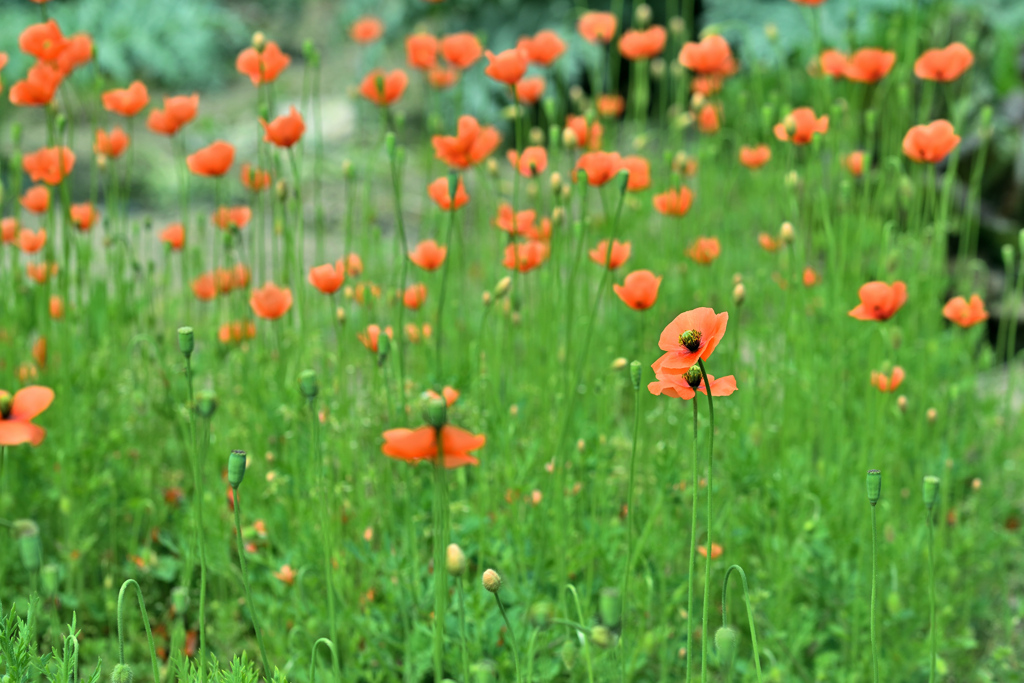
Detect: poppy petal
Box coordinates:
(0, 420, 46, 446)
(9, 385, 54, 421)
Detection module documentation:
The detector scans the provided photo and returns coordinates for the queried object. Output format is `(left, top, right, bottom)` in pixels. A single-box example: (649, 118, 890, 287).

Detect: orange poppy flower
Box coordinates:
(902, 120, 959, 164)
(513, 76, 546, 104)
(484, 48, 529, 84)
(192, 273, 217, 301)
(774, 107, 829, 145)
(915, 43, 973, 82)
(613, 270, 661, 310)
(758, 233, 780, 252)
(232, 264, 250, 290)
(845, 151, 865, 176)
(575, 151, 623, 186)
(871, 366, 905, 393)
(440, 32, 483, 69)
(241, 163, 271, 192)
(653, 187, 694, 216)
(578, 11, 617, 44)
(739, 145, 771, 169)
(350, 17, 384, 43)
(160, 223, 185, 250)
(803, 267, 820, 287)
(212, 206, 252, 230)
(213, 268, 234, 294)
(503, 240, 549, 272)
(849, 281, 907, 321)
(678, 34, 734, 75)
(344, 254, 364, 278)
(406, 33, 438, 70)
(791, 0, 826, 4)
(308, 263, 345, 295)
(147, 93, 199, 136)
(697, 104, 720, 134)
(358, 324, 393, 353)
(517, 30, 566, 66)
(432, 116, 501, 168)
(49, 295, 64, 320)
(507, 146, 548, 177)
(621, 156, 651, 191)
(274, 564, 296, 585)
(22, 146, 75, 185)
(1, 217, 17, 244)
(70, 202, 96, 231)
(494, 205, 536, 236)
(55, 34, 93, 75)
(589, 239, 631, 270)
(649, 371, 737, 400)
(102, 81, 148, 117)
(619, 26, 666, 61)
(653, 307, 729, 374)
(403, 283, 428, 310)
(187, 141, 235, 177)
(359, 69, 408, 106)
(691, 75, 725, 95)
(19, 20, 67, 61)
(0, 385, 55, 447)
(236, 41, 290, 85)
(381, 424, 486, 468)
(26, 262, 57, 284)
(250, 282, 293, 320)
(21, 186, 50, 214)
(32, 337, 47, 369)
(522, 217, 552, 242)
(843, 48, 896, 83)
(942, 294, 988, 328)
(687, 237, 720, 264)
(94, 128, 129, 159)
(261, 106, 305, 147)
(9, 61, 62, 107)
(18, 228, 46, 253)
(597, 94, 625, 118)
(409, 240, 447, 271)
(819, 49, 848, 78)
(427, 175, 470, 210)
(218, 321, 256, 345)
(564, 114, 603, 150)
(697, 543, 724, 559)
(425, 386, 460, 407)
(427, 66, 459, 89)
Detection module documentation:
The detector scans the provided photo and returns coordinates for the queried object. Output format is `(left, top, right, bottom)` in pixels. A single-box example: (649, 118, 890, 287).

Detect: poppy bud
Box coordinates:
(377, 334, 391, 366)
(669, 16, 686, 36)
(252, 31, 266, 51)
(336, 307, 346, 324)
(589, 625, 612, 648)
(866, 469, 882, 506)
(561, 640, 578, 670)
(650, 58, 666, 80)
(780, 221, 795, 244)
(485, 158, 498, 176)
(634, 3, 652, 26)
(423, 396, 447, 428)
(470, 660, 497, 683)
(599, 587, 621, 627)
(111, 664, 134, 683)
(275, 179, 289, 201)
(529, 126, 544, 146)
(228, 450, 247, 489)
(0, 390, 12, 419)
(629, 360, 642, 390)
(550, 172, 563, 194)
(546, 123, 560, 150)
(482, 291, 493, 306)
(178, 326, 195, 358)
(14, 519, 40, 571)
(922, 475, 940, 511)
(616, 168, 631, 195)
(562, 127, 579, 149)
(764, 22, 778, 41)
(342, 160, 354, 179)
(684, 366, 702, 388)
(196, 389, 217, 418)
(732, 282, 746, 306)
(445, 543, 467, 576)
(299, 369, 319, 399)
(611, 357, 628, 371)
(715, 626, 738, 667)
(494, 276, 512, 299)
(568, 84, 584, 104)
(482, 568, 502, 592)
(897, 395, 907, 412)
(302, 38, 316, 60)
(926, 407, 937, 423)
(528, 600, 555, 625)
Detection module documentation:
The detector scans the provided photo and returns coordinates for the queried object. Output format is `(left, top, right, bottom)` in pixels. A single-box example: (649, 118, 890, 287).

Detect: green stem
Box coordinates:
(686, 399, 699, 683)
(457, 578, 471, 683)
(232, 487, 272, 674)
(116, 579, 161, 683)
(387, 139, 410, 416)
(435, 198, 458, 382)
(310, 395, 340, 680)
(620, 368, 641, 682)
(495, 591, 522, 683)
(870, 504, 879, 683)
(927, 510, 936, 683)
(183, 356, 207, 683)
(308, 638, 338, 683)
(696, 359, 715, 683)
(720, 566, 763, 683)
(432, 456, 448, 682)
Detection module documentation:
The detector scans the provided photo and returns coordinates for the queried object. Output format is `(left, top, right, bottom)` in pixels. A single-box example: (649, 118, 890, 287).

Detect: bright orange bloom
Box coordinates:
(433, 116, 501, 169)
(218, 321, 256, 345)
(427, 67, 459, 89)
(147, 93, 199, 136)
(575, 151, 623, 186)
(846, 151, 865, 176)
(409, 240, 447, 271)
(758, 233, 780, 252)
(621, 156, 651, 191)
(698, 543, 725, 559)
(513, 76, 546, 104)
(55, 34, 93, 75)
(250, 282, 293, 320)
(232, 264, 251, 290)
(518, 30, 566, 66)
(350, 17, 384, 43)
(403, 283, 428, 310)
(803, 267, 820, 287)
(359, 69, 408, 106)
(577, 11, 617, 44)
(564, 114, 603, 150)
(187, 141, 235, 177)
(212, 206, 252, 230)
(18, 228, 46, 253)
(344, 254, 364, 278)
(22, 146, 75, 185)
(8, 62, 62, 107)
(915, 43, 973, 82)
(503, 240, 549, 272)
(192, 273, 217, 301)
(160, 223, 185, 250)
(653, 307, 729, 374)
(381, 424, 486, 468)
(902, 120, 959, 164)
(589, 239, 631, 270)
(94, 128, 129, 159)
(678, 34, 734, 75)
(649, 371, 737, 400)
(21, 186, 50, 214)
(70, 202, 96, 231)
(774, 107, 829, 145)
(739, 145, 771, 169)
(619, 26, 666, 61)
(597, 94, 625, 118)
(1, 217, 17, 244)
(19, 21, 67, 60)
(261, 106, 305, 147)
(871, 366, 905, 393)
(308, 263, 345, 295)
(406, 34, 439, 70)
(697, 104, 720, 134)
(942, 294, 988, 328)
(241, 163, 271, 192)
(790, 0, 826, 4)
(507, 146, 548, 177)
(32, 337, 47, 370)
(494, 205, 537, 236)
(0, 385, 55, 446)
(819, 49, 848, 78)
(484, 48, 529, 84)
(691, 75, 725, 95)
(843, 48, 896, 83)
(26, 262, 56, 284)
(49, 295, 64, 320)
(653, 187, 694, 216)
(440, 33, 483, 69)
(358, 324, 393, 353)
(425, 386, 459, 407)
(427, 176, 470, 210)
(102, 81, 148, 117)
(274, 565, 296, 585)
(613, 270, 661, 310)
(236, 41, 290, 85)
(849, 281, 907, 321)
(687, 237, 720, 264)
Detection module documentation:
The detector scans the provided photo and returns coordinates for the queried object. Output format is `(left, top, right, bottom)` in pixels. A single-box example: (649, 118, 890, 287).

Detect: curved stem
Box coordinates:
(566, 584, 595, 683)
(116, 579, 161, 683)
(721, 565, 764, 683)
(621, 372, 641, 682)
(308, 637, 338, 683)
(232, 488, 272, 674)
(685, 399, 699, 683)
(696, 359, 715, 683)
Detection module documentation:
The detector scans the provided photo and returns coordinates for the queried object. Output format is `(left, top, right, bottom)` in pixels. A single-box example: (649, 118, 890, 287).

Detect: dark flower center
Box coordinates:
(0, 391, 11, 419)
(684, 366, 702, 388)
(678, 329, 702, 351)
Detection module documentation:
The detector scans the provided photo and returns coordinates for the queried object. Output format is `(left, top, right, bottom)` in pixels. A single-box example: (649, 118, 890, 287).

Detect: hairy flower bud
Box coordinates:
(494, 276, 512, 300)
(780, 221, 795, 244)
(715, 626, 738, 667)
(599, 587, 621, 627)
(732, 282, 746, 306)
(251, 31, 266, 52)
(446, 543, 467, 576)
(482, 568, 502, 592)
(111, 664, 134, 683)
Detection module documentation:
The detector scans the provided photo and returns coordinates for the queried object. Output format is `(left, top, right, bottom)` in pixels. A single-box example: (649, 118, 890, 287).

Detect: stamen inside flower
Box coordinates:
(678, 329, 702, 351)
(684, 366, 702, 388)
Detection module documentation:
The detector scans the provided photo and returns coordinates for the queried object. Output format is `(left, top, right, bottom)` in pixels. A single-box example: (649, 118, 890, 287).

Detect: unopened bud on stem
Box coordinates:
(866, 469, 882, 506)
(482, 568, 502, 592)
(299, 369, 319, 399)
(922, 476, 940, 511)
(178, 326, 194, 358)
(228, 450, 247, 489)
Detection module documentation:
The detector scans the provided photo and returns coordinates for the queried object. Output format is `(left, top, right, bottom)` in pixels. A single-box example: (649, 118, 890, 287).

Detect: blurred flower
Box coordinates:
(565, 114, 604, 151)
(160, 224, 185, 251)
(942, 294, 988, 328)
(147, 93, 199, 136)
(70, 203, 96, 231)
(653, 187, 694, 216)
(621, 156, 651, 191)
(23, 147, 75, 184)
(578, 11, 618, 44)
(845, 151, 865, 177)
(513, 76, 546, 104)
(774, 107, 828, 145)
(406, 34, 439, 70)
(308, 263, 345, 295)
(187, 141, 235, 177)
(915, 43, 973, 82)
(359, 69, 408, 106)
(687, 237, 720, 264)
(212, 206, 251, 230)
(0, 385, 54, 446)
(589, 239, 631, 270)
(409, 240, 448, 271)
(739, 145, 771, 169)
(484, 48, 529, 84)
(403, 283, 428, 310)
(843, 48, 896, 83)
(518, 30, 566, 66)
(9, 62, 62, 106)
(678, 34, 735, 75)
(902, 120, 959, 163)
(274, 565, 296, 585)
(21, 186, 50, 214)
(433, 116, 501, 168)
(236, 40, 290, 84)
(250, 282, 293, 320)
(575, 151, 622, 185)
(381, 424, 486, 468)
(440, 32, 483, 69)
(613, 270, 661, 310)
(102, 80, 149, 117)
(94, 128, 129, 159)
(849, 281, 907, 321)
(358, 324, 393, 353)
(350, 17, 384, 44)
(18, 228, 46, 253)
(261, 106, 305, 147)
(503, 240, 549, 272)
(871, 367, 905, 393)
(507, 146, 548, 177)
(619, 26, 667, 61)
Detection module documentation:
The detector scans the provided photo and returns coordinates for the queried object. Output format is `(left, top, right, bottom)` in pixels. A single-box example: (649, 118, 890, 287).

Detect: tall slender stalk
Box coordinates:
(435, 173, 459, 381)
(696, 359, 715, 683)
(432, 454, 449, 683)
(923, 476, 940, 683)
(386, 134, 410, 416)
(116, 579, 161, 683)
(620, 361, 642, 682)
(866, 469, 881, 683)
(685, 398, 699, 683)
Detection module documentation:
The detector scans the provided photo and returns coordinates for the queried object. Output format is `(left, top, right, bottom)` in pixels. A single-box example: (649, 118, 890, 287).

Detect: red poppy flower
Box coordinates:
(517, 30, 566, 66)
(507, 146, 548, 177)
(849, 281, 907, 321)
(819, 49, 848, 78)
(187, 141, 235, 177)
(902, 120, 959, 164)
(409, 240, 447, 271)
(218, 321, 256, 345)
(160, 223, 185, 250)
(564, 114, 603, 150)
(241, 163, 271, 192)
(403, 283, 428, 310)
(359, 69, 408, 106)
(942, 294, 988, 328)
(739, 145, 771, 169)
(503, 240, 549, 272)
(774, 107, 829, 145)
(575, 151, 623, 186)
(614, 270, 661, 310)
(308, 263, 345, 295)
(70, 202, 96, 231)
(406, 34, 438, 70)
(49, 295, 64, 320)
(758, 233, 780, 252)
(18, 228, 46, 253)
(236, 41, 290, 85)
(440, 33, 483, 69)
(192, 273, 217, 301)
(94, 128, 129, 159)
(433, 116, 501, 169)
(250, 282, 293, 320)
(427, 67, 459, 89)
(428, 176, 470, 210)
(55, 34, 92, 75)
(0, 385, 55, 446)
(494, 205, 536, 236)
(232, 264, 250, 290)
(803, 267, 820, 287)
(212, 206, 251, 230)
(19, 21, 67, 61)
(26, 262, 57, 284)
(484, 48, 529, 84)
(653, 187, 694, 216)
(147, 93, 199, 136)
(915, 43, 973, 82)
(381, 424, 486, 468)
(678, 34, 734, 75)
(513, 76, 545, 105)
(691, 75, 725, 96)
(843, 48, 896, 83)
(687, 237, 720, 264)
(344, 254, 364, 278)
(597, 94, 625, 118)
(871, 367, 904, 393)
(1, 217, 17, 244)
(350, 17, 384, 44)
(578, 11, 617, 44)
(621, 156, 651, 191)
(102, 81, 148, 117)
(653, 307, 729, 374)
(261, 106, 305, 147)
(22, 146, 75, 184)
(845, 151, 865, 176)
(618, 26, 666, 61)
(358, 324, 393, 353)
(274, 565, 296, 585)
(9, 61, 63, 107)
(698, 543, 725, 559)
(21, 186, 50, 213)
(589, 239, 631, 270)
(649, 371, 737, 400)
(697, 104, 720, 134)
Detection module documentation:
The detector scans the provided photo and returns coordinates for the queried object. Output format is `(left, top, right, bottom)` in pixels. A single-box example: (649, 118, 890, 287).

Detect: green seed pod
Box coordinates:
(13, 520, 40, 571)
(589, 625, 612, 648)
(111, 663, 133, 683)
(715, 626, 738, 667)
(922, 475, 940, 511)
(196, 389, 217, 418)
(684, 366, 702, 388)
(599, 587, 621, 627)
(679, 329, 702, 351)
(866, 469, 882, 506)
(616, 168, 630, 195)
(177, 326, 194, 358)
(228, 450, 247, 489)
(629, 361, 642, 391)
(423, 396, 447, 428)
(299, 369, 319, 399)
(560, 639, 577, 670)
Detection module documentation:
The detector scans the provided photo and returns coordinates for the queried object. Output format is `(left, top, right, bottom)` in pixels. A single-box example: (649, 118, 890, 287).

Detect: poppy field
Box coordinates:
(1, 0, 1022, 682)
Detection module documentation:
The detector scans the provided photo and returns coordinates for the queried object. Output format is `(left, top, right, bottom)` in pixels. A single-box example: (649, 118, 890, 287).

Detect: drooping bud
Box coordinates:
(562, 127, 579, 149)
(866, 469, 882, 506)
(14, 519, 40, 571)
(629, 360, 642, 391)
(634, 2, 652, 26)
(299, 369, 319, 399)
(251, 31, 267, 52)
(482, 568, 502, 592)
(424, 396, 447, 428)
(611, 357, 628, 371)
(111, 663, 134, 683)
(470, 660, 497, 683)
(196, 389, 217, 418)
(445, 543, 467, 576)
(589, 625, 612, 648)
(493, 276, 512, 300)
(0, 390, 12, 419)
(732, 282, 746, 306)
(922, 476, 940, 511)
(482, 291, 493, 306)
(336, 307, 346, 325)
(275, 179, 289, 201)
(528, 600, 555, 625)
(550, 172, 563, 194)
(715, 626, 738, 667)
(228, 450, 247, 489)
(926, 407, 937, 423)
(679, 329, 702, 351)
(684, 366, 702, 388)
(177, 326, 195, 358)
(780, 221, 795, 244)
(599, 587, 621, 627)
